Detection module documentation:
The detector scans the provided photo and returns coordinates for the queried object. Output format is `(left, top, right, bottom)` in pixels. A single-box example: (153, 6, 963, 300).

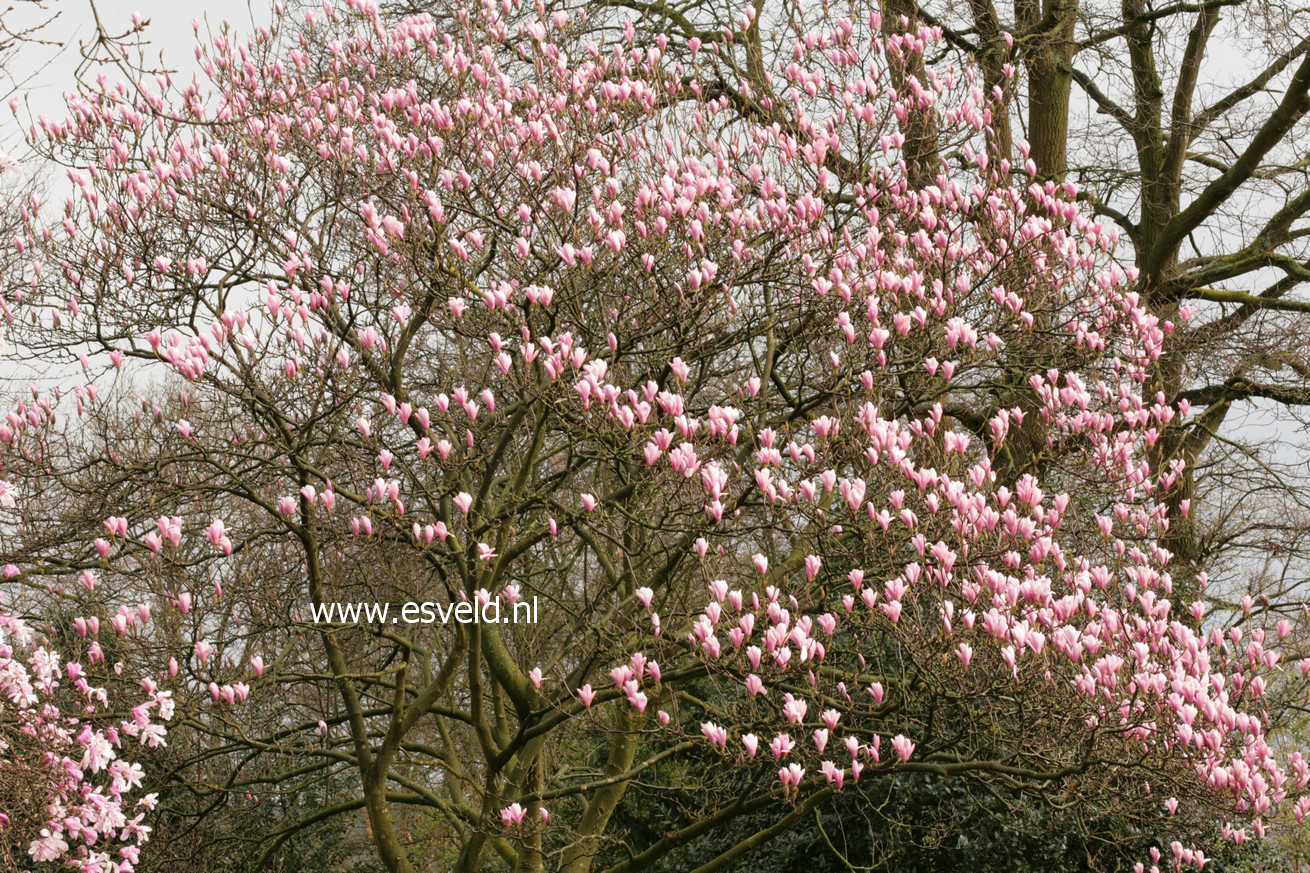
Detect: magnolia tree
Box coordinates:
(2, 0, 1309, 870)
(0, 480, 169, 870)
(0, 612, 168, 870)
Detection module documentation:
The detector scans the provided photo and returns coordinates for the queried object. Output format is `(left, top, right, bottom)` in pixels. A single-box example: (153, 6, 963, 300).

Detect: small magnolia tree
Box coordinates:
(0, 587, 169, 869)
(2, 0, 1309, 870)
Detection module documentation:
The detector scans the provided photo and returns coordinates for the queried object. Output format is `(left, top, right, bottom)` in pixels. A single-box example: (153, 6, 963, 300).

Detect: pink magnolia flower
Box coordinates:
(804, 554, 822, 582)
(892, 734, 916, 762)
(770, 733, 795, 759)
(500, 803, 525, 827)
(701, 721, 728, 749)
(28, 830, 69, 863)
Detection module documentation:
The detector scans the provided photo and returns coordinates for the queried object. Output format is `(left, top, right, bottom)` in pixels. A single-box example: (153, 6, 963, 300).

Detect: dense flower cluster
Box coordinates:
(0, 610, 168, 870)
